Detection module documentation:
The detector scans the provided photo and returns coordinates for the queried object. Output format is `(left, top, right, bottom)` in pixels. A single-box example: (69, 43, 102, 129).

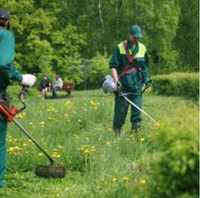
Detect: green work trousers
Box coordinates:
(0, 117, 7, 187)
(113, 93, 142, 130)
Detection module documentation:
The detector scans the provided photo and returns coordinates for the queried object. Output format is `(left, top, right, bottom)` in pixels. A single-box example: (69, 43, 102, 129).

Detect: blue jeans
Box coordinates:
(0, 118, 7, 187)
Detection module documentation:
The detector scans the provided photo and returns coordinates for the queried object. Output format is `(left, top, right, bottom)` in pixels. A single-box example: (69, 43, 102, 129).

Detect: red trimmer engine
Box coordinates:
(0, 101, 19, 122)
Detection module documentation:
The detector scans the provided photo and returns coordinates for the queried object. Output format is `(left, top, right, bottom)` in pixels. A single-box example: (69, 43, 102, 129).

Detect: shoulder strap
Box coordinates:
(123, 40, 134, 65)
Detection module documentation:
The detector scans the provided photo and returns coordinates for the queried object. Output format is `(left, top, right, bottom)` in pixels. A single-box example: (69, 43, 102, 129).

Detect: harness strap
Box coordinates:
(123, 40, 134, 64)
(119, 41, 141, 78)
(119, 67, 138, 78)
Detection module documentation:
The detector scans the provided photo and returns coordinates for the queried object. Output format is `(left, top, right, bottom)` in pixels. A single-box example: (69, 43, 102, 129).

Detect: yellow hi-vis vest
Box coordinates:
(118, 41, 146, 58)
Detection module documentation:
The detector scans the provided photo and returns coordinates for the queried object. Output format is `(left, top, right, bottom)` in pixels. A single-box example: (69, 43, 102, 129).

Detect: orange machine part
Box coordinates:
(0, 103, 18, 122)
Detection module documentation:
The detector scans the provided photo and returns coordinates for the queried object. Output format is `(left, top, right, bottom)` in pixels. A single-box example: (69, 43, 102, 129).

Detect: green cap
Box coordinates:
(129, 25, 142, 38)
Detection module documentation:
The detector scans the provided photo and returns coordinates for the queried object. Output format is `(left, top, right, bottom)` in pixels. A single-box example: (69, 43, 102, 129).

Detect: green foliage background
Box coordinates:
(0, 0, 198, 86)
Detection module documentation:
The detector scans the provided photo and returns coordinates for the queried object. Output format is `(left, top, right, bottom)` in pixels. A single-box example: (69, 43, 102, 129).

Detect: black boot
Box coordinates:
(131, 122, 141, 133)
(113, 128, 121, 136)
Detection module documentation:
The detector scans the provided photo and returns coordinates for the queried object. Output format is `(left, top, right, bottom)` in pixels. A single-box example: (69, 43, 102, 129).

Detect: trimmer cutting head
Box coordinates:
(35, 164, 65, 178)
(1, 87, 66, 179)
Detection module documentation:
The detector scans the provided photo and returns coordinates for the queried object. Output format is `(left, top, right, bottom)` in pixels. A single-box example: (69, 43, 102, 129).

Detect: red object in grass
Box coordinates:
(0, 102, 18, 122)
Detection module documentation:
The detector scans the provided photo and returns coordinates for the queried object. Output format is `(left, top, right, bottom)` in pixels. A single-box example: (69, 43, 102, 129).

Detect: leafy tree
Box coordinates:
(0, 0, 198, 87)
(175, 0, 199, 70)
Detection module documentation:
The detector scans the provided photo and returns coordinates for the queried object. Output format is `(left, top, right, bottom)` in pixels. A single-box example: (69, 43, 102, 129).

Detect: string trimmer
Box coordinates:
(102, 75, 159, 127)
(0, 87, 65, 178)
(119, 92, 157, 124)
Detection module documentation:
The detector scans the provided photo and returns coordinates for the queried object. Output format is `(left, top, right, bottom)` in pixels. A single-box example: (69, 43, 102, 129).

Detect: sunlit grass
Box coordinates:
(0, 89, 198, 197)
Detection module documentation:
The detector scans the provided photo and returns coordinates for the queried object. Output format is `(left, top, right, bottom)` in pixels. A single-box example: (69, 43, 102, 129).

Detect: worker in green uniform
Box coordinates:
(109, 25, 151, 135)
(0, 9, 36, 187)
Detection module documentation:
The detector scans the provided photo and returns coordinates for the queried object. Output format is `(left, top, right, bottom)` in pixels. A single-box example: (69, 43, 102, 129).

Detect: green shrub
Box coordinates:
(148, 125, 199, 198)
(152, 72, 199, 100)
(77, 55, 109, 89)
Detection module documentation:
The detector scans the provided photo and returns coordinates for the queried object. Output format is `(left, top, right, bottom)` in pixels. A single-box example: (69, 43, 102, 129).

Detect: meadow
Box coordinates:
(0, 89, 198, 198)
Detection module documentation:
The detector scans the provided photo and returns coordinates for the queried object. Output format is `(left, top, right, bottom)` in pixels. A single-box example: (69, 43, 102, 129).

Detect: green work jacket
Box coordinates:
(109, 40, 150, 92)
(0, 27, 22, 91)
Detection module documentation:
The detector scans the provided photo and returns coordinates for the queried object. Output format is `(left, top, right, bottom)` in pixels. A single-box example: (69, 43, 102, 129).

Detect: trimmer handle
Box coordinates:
(0, 86, 27, 122)
(17, 86, 28, 113)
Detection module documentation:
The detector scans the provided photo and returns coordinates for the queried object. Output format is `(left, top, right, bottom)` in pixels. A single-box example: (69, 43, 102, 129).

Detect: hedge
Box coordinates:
(152, 72, 199, 100)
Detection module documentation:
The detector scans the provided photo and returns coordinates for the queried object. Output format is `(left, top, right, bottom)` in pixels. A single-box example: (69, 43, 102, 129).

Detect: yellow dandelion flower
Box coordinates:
(40, 121, 45, 125)
(139, 178, 146, 185)
(112, 177, 117, 183)
(52, 151, 61, 159)
(8, 147, 15, 152)
(56, 154, 61, 158)
(27, 139, 32, 143)
(8, 137, 13, 143)
(140, 138, 145, 142)
(83, 149, 90, 154)
(90, 100, 98, 110)
(52, 154, 61, 159)
(90, 100, 96, 106)
(122, 176, 129, 182)
(8, 146, 22, 155)
(16, 112, 26, 119)
(47, 106, 56, 113)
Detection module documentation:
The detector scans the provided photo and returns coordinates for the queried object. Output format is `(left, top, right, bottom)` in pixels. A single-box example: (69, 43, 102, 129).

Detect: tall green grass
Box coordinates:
(0, 89, 198, 198)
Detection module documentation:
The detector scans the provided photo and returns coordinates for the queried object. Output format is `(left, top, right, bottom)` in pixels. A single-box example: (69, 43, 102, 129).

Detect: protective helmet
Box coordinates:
(0, 9, 9, 20)
(102, 75, 117, 93)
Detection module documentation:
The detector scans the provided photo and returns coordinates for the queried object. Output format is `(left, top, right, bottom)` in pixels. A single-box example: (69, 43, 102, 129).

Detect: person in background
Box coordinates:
(40, 75, 50, 98)
(52, 74, 63, 97)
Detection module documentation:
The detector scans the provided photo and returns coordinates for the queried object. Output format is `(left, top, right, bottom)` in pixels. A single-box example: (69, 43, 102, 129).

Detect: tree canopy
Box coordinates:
(0, 0, 198, 85)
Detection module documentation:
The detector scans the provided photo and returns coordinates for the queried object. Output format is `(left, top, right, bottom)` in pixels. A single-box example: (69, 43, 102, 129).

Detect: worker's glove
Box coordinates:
(21, 74, 37, 87)
(142, 80, 152, 93)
